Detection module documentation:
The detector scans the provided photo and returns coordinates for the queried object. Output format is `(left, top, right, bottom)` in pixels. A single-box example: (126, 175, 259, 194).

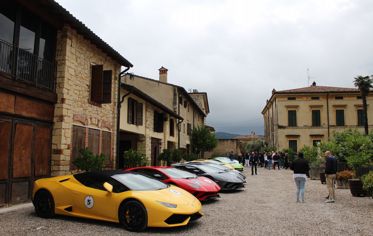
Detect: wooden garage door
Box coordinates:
(34, 125, 51, 177)
(12, 123, 33, 178)
(0, 119, 11, 180)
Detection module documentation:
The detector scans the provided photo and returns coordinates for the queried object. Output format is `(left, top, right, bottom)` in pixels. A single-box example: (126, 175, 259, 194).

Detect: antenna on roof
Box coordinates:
(307, 68, 310, 86)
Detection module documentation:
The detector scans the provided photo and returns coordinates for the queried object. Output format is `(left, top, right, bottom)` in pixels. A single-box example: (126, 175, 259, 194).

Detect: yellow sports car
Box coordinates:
(32, 170, 202, 231)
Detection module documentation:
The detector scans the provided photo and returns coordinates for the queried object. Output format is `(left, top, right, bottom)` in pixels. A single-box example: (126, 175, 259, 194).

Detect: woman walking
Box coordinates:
(290, 152, 310, 203)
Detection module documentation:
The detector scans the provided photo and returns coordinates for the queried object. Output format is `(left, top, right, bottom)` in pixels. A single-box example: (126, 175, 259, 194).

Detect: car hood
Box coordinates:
(173, 177, 221, 191)
(134, 185, 201, 211)
(207, 172, 245, 183)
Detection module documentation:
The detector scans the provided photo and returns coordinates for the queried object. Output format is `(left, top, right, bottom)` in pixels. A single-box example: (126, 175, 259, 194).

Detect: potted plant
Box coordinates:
(362, 171, 373, 198)
(301, 145, 325, 180)
(336, 170, 354, 189)
(73, 148, 106, 172)
(159, 149, 183, 166)
(122, 149, 148, 169)
(343, 131, 373, 197)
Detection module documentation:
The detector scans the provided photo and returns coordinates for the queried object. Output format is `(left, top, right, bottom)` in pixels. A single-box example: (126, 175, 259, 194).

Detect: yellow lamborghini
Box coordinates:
(32, 170, 202, 231)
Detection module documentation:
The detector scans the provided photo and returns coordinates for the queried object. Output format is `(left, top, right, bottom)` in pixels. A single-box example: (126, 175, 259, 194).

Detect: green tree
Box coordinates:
(246, 140, 265, 153)
(354, 75, 372, 135)
(190, 126, 217, 158)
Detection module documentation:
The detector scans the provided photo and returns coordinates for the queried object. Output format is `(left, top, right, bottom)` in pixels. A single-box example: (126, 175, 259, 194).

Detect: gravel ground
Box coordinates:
(1, 168, 372, 236)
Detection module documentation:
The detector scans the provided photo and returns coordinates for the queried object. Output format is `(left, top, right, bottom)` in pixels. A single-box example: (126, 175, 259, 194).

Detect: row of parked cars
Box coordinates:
(32, 157, 245, 231)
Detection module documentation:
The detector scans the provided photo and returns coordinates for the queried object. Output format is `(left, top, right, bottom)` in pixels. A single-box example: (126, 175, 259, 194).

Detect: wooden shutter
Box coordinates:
(101, 131, 111, 165)
(288, 110, 297, 127)
(0, 119, 11, 180)
(34, 125, 51, 177)
(71, 126, 86, 169)
(336, 110, 345, 126)
(136, 102, 143, 125)
(91, 65, 103, 103)
(312, 110, 321, 127)
(88, 128, 100, 155)
(102, 70, 112, 104)
(169, 119, 174, 137)
(128, 98, 133, 124)
(187, 123, 192, 135)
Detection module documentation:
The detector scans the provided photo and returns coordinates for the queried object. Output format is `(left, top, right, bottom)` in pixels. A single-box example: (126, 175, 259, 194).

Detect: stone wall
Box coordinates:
(51, 25, 121, 176)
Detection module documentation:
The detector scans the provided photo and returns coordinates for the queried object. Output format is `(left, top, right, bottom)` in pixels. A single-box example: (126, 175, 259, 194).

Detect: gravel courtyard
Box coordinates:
(1, 168, 372, 236)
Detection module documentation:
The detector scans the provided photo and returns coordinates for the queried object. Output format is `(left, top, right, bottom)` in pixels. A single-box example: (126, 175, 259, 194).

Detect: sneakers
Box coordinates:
(325, 199, 335, 203)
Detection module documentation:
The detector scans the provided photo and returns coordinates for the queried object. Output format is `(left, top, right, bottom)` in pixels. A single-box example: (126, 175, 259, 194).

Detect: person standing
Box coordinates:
(290, 152, 310, 203)
(267, 152, 273, 170)
(245, 153, 250, 167)
(273, 152, 280, 170)
(250, 152, 258, 175)
(325, 151, 338, 203)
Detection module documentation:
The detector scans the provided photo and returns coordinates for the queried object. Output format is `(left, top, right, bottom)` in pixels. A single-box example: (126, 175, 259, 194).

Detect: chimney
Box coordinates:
(159, 66, 168, 83)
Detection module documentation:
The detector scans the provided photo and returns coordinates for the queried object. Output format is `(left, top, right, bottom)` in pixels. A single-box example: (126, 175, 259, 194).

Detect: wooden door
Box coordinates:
(151, 138, 161, 166)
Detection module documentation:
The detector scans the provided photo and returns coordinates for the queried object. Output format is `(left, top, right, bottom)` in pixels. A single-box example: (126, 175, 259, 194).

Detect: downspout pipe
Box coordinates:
(326, 93, 330, 140)
(116, 67, 131, 169)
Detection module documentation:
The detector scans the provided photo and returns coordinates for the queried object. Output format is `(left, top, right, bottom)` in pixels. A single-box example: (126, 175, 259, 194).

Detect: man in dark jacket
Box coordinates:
(324, 151, 338, 203)
(250, 152, 258, 175)
(290, 152, 310, 203)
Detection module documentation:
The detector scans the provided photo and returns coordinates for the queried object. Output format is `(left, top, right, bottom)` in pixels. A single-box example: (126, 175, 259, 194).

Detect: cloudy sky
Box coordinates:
(56, 0, 373, 135)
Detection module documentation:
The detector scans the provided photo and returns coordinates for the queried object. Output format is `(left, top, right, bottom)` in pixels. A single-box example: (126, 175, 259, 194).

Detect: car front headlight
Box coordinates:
(157, 201, 177, 208)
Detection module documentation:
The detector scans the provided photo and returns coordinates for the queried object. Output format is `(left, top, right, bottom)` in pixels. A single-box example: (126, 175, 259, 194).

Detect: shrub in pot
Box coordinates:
(122, 149, 148, 168)
(73, 148, 106, 172)
(336, 170, 354, 189)
(362, 171, 373, 198)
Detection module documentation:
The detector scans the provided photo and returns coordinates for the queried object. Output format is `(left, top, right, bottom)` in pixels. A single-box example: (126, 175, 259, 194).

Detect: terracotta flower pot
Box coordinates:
(336, 179, 349, 189)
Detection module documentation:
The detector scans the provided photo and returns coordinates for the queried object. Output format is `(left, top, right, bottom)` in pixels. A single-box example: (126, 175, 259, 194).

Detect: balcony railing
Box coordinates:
(0, 39, 56, 91)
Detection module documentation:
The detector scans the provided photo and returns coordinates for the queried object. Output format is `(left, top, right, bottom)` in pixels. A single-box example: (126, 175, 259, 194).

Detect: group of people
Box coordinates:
(238, 151, 290, 175)
(291, 150, 338, 203)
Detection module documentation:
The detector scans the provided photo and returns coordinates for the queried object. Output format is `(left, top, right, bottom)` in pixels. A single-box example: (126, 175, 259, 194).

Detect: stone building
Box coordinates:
(118, 84, 182, 167)
(0, 0, 131, 205)
(122, 67, 208, 157)
(262, 82, 373, 152)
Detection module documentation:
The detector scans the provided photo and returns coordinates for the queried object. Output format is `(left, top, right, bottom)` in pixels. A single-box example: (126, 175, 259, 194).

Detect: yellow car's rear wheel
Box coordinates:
(33, 190, 55, 218)
(119, 200, 147, 232)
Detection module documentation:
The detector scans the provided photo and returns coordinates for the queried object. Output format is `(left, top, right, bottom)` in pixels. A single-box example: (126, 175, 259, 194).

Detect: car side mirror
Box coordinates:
(153, 173, 162, 179)
(103, 182, 113, 193)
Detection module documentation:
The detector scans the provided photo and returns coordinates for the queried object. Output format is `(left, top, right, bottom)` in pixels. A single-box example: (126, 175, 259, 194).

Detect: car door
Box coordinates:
(67, 173, 118, 221)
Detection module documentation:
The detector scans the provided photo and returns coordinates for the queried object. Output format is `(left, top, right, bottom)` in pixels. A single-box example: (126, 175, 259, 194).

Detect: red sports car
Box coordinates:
(127, 166, 221, 201)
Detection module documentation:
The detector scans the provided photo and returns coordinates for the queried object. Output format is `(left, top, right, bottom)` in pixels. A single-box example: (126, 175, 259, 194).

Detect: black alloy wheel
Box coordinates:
(33, 190, 55, 218)
(119, 200, 148, 232)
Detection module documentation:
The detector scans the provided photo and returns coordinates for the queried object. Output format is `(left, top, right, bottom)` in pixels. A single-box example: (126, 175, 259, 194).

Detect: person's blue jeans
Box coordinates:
(267, 160, 272, 170)
(294, 177, 306, 202)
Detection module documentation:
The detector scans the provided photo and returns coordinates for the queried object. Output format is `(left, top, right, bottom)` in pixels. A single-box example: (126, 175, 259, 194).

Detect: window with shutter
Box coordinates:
(71, 126, 86, 169)
(88, 128, 100, 155)
(187, 123, 192, 135)
(170, 119, 175, 137)
(91, 65, 103, 103)
(101, 131, 111, 165)
(289, 140, 297, 152)
(154, 111, 164, 133)
(288, 110, 297, 127)
(336, 110, 345, 126)
(128, 98, 134, 124)
(312, 110, 321, 127)
(357, 109, 364, 126)
(136, 102, 143, 125)
(102, 70, 112, 103)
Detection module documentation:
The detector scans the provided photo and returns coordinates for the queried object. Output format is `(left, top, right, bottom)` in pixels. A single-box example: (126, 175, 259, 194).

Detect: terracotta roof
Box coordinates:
(276, 85, 359, 94)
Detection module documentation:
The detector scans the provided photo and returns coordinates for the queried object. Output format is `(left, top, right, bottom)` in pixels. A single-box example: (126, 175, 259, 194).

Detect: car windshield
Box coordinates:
(215, 157, 233, 164)
(112, 173, 168, 191)
(162, 168, 197, 179)
(206, 163, 229, 171)
(193, 164, 221, 173)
